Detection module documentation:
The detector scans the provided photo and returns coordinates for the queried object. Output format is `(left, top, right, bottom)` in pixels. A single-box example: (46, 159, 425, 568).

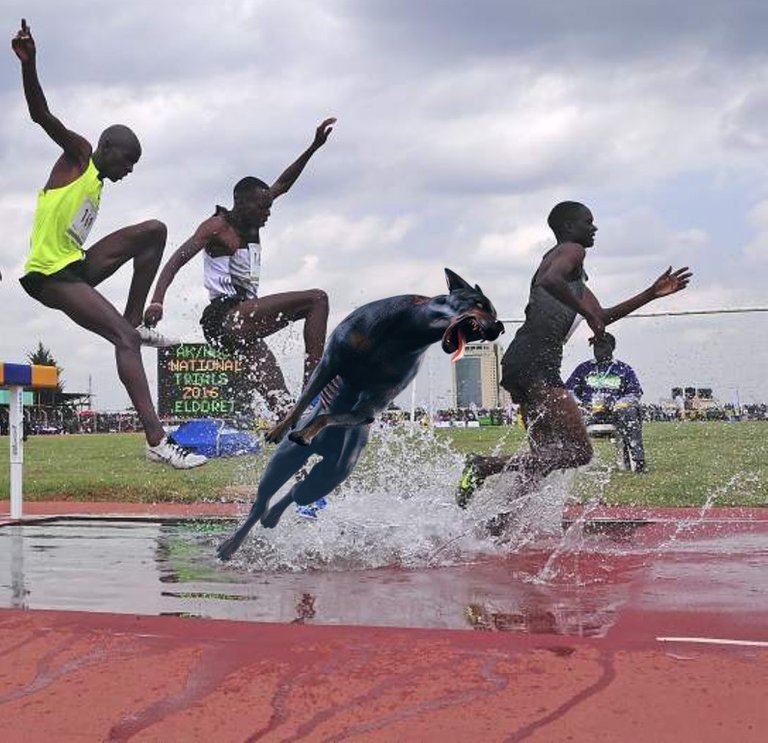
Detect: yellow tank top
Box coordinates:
(24, 159, 103, 276)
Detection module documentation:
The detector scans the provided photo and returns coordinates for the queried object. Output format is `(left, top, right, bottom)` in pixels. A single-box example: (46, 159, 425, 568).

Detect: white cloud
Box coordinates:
(2, 0, 768, 410)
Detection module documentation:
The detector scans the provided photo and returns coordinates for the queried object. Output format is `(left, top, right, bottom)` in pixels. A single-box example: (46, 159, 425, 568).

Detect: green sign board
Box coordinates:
(157, 343, 249, 419)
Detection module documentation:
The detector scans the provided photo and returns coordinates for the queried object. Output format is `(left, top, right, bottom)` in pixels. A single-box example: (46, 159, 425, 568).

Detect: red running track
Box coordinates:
(0, 501, 767, 742)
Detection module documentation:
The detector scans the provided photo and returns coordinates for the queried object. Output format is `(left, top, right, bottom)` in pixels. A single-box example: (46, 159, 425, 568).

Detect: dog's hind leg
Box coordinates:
(259, 492, 297, 529)
(217, 438, 313, 560)
(294, 427, 369, 506)
(262, 428, 370, 527)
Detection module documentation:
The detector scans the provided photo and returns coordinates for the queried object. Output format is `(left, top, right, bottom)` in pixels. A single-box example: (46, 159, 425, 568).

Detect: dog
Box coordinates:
(216, 268, 504, 561)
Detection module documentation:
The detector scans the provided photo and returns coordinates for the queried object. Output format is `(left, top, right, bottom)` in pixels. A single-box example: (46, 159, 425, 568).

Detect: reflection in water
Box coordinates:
(464, 587, 621, 637)
(0, 518, 637, 635)
(9, 527, 27, 609)
(466, 604, 563, 635)
(292, 593, 316, 624)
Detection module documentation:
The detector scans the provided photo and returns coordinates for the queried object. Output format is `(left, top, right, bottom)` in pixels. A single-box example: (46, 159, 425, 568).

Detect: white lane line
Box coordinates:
(657, 637, 768, 647)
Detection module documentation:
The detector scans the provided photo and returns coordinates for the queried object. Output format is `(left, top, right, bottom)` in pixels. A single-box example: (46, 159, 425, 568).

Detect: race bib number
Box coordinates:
(66, 197, 99, 246)
(247, 242, 261, 284)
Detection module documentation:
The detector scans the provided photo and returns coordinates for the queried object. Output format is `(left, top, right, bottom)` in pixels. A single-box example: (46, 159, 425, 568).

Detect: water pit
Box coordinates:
(1, 511, 766, 638)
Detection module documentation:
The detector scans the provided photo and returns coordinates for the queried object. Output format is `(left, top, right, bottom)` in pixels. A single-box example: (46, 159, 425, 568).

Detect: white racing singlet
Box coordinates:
(203, 241, 261, 301)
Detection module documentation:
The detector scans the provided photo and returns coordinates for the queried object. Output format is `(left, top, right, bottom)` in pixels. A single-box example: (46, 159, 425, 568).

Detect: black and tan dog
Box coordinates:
(217, 268, 504, 561)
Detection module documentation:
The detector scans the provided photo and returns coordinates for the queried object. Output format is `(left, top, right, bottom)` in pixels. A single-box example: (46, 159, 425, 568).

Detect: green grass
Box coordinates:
(585, 421, 768, 507)
(0, 433, 261, 503)
(0, 422, 766, 507)
(436, 422, 768, 507)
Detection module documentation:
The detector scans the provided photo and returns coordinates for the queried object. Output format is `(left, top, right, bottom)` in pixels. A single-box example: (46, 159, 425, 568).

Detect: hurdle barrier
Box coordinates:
(1, 363, 59, 520)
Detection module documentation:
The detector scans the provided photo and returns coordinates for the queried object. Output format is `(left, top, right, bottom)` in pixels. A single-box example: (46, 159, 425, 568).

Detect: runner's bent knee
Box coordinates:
(296, 288, 328, 317)
(141, 219, 167, 240)
(130, 219, 167, 249)
(308, 288, 329, 310)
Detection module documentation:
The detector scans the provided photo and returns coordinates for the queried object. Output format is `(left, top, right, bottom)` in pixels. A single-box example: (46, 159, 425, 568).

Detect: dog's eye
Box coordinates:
(475, 302, 485, 310)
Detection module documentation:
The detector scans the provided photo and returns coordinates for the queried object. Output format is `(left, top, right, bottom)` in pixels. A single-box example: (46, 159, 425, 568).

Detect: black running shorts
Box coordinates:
(20, 260, 94, 301)
(200, 296, 245, 353)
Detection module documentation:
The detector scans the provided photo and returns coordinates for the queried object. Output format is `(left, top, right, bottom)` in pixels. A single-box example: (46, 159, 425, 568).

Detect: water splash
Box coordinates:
(225, 424, 495, 571)
(220, 423, 589, 573)
(533, 458, 613, 584)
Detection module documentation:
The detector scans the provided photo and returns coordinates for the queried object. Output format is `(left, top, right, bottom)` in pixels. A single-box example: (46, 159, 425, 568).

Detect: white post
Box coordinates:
(9, 385, 24, 520)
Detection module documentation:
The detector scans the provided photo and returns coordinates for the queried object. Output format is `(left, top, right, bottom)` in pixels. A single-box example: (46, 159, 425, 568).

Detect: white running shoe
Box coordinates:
(146, 436, 208, 469)
(137, 325, 178, 348)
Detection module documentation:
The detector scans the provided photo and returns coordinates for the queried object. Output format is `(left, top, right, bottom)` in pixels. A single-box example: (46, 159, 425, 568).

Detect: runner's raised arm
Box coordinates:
(12, 18, 90, 173)
(270, 118, 336, 199)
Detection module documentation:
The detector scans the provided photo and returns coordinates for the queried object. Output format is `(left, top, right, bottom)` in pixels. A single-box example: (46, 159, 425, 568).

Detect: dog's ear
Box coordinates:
(445, 268, 473, 293)
(475, 283, 484, 296)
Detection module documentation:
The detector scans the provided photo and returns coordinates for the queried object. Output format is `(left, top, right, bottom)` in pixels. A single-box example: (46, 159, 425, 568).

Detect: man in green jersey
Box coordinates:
(12, 18, 206, 468)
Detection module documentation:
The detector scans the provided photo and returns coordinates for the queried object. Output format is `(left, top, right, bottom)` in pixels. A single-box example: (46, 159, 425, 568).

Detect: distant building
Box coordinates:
(452, 342, 511, 409)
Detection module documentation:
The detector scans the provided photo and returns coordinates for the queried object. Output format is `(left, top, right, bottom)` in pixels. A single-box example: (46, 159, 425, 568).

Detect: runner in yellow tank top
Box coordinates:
(12, 18, 206, 469)
(25, 158, 103, 277)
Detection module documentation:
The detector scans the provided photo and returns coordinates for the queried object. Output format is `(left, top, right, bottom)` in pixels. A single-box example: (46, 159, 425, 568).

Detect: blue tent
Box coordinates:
(170, 419, 262, 458)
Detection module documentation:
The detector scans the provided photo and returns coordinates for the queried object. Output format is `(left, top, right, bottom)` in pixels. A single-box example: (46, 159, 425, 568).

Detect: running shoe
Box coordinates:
(296, 497, 328, 520)
(146, 436, 208, 469)
(137, 325, 179, 348)
(456, 454, 486, 508)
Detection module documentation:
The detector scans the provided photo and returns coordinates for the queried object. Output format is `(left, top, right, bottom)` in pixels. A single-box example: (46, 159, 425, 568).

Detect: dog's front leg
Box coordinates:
(217, 437, 314, 560)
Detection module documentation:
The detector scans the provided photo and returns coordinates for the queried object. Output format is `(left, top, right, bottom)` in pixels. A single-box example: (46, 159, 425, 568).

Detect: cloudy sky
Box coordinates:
(1, 0, 767, 412)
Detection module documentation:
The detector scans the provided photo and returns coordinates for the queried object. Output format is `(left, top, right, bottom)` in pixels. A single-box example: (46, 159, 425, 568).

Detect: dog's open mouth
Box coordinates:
(442, 315, 501, 362)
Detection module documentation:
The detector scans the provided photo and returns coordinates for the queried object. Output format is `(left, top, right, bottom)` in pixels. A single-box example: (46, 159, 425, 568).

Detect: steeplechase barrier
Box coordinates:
(1, 363, 59, 520)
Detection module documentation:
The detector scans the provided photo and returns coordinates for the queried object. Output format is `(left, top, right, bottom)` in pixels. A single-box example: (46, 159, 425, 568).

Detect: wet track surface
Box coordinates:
(1, 508, 767, 742)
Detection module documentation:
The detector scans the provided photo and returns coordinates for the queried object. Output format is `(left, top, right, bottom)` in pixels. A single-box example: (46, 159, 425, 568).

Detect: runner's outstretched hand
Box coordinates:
(651, 266, 692, 298)
(313, 117, 336, 148)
